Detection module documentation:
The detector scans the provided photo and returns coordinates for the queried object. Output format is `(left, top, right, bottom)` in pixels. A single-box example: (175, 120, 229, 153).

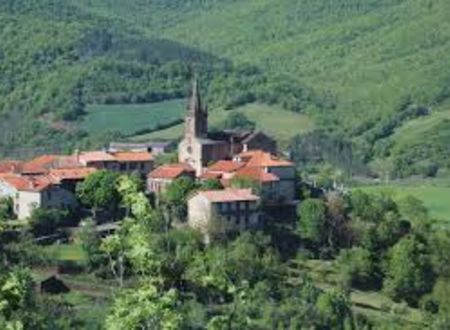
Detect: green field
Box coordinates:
(131, 103, 315, 146)
(356, 182, 450, 222)
(80, 100, 185, 136)
(44, 243, 87, 262)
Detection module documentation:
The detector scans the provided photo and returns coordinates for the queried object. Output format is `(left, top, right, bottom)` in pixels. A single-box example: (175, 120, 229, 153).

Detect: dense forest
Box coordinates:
(1, 0, 450, 177)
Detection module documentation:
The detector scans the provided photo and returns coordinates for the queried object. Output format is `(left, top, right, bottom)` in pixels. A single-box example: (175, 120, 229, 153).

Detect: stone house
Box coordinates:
(147, 163, 196, 194)
(188, 188, 261, 239)
(77, 151, 153, 176)
(0, 174, 78, 220)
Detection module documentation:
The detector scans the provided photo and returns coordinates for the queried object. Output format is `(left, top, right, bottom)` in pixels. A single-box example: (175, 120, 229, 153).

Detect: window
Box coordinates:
(235, 216, 240, 225)
(120, 163, 127, 171)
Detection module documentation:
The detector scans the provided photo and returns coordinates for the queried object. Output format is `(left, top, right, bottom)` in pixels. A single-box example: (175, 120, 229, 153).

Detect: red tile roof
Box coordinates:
(148, 163, 195, 179)
(49, 167, 97, 182)
(238, 150, 292, 168)
(208, 160, 245, 173)
(78, 151, 116, 163)
(111, 151, 153, 162)
(0, 174, 52, 192)
(0, 161, 22, 174)
(234, 167, 279, 183)
(196, 188, 259, 203)
(200, 172, 223, 180)
(21, 155, 81, 174)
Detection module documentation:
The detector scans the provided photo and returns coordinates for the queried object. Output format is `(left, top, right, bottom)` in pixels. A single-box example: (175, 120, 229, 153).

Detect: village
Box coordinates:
(0, 80, 298, 239)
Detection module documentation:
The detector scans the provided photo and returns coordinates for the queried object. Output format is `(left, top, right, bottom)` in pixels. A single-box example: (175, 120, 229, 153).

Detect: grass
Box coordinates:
(355, 180, 450, 222)
(131, 103, 315, 147)
(80, 99, 185, 136)
(44, 243, 87, 262)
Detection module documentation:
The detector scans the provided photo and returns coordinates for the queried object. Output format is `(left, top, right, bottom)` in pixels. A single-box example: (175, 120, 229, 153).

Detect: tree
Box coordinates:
(337, 247, 380, 290)
(76, 170, 121, 218)
(0, 268, 36, 329)
(230, 176, 261, 195)
(297, 198, 327, 247)
(164, 177, 198, 222)
(218, 112, 256, 130)
(199, 178, 223, 191)
(383, 236, 435, 306)
(106, 283, 182, 330)
(28, 208, 68, 236)
(315, 289, 353, 330)
(0, 197, 13, 221)
(76, 218, 102, 271)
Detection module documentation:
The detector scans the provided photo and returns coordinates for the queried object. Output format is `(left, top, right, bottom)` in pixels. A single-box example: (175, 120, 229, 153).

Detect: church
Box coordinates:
(178, 80, 277, 175)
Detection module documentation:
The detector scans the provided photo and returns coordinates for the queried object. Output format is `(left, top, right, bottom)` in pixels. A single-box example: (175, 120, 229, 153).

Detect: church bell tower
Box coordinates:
(178, 78, 209, 173)
(185, 78, 208, 139)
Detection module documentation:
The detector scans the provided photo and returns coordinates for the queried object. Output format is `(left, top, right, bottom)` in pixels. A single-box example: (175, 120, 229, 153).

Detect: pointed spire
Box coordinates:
(188, 77, 202, 114)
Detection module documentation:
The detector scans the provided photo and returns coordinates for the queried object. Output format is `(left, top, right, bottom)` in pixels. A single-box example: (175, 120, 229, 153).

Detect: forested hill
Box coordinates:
(1, 0, 450, 176)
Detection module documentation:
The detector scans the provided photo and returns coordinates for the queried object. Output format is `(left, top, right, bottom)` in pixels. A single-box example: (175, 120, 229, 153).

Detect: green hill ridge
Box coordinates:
(1, 0, 449, 177)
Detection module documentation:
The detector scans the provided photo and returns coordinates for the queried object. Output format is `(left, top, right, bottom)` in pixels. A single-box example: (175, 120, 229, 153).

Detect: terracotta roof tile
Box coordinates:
(0, 174, 53, 192)
(196, 188, 259, 203)
(237, 150, 292, 168)
(234, 167, 279, 183)
(0, 161, 22, 174)
(148, 163, 195, 179)
(78, 151, 116, 163)
(208, 160, 245, 173)
(49, 167, 97, 182)
(111, 151, 153, 162)
(21, 155, 81, 174)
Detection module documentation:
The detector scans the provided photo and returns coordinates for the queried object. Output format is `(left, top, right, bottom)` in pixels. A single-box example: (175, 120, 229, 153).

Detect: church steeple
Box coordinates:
(185, 78, 208, 138)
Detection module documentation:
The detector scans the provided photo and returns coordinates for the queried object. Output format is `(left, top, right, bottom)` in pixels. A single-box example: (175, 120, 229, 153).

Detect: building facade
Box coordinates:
(147, 163, 196, 194)
(188, 189, 261, 240)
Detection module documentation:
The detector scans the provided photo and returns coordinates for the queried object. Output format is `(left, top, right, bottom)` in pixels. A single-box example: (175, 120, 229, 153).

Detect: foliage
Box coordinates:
(0, 268, 35, 329)
(215, 111, 256, 131)
(164, 176, 199, 222)
(76, 218, 102, 271)
(106, 283, 182, 330)
(199, 179, 223, 191)
(28, 208, 69, 236)
(0, 198, 14, 221)
(337, 247, 380, 290)
(383, 236, 435, 306)
(297, 198, 328, 247)
(76, 170, 121, 216)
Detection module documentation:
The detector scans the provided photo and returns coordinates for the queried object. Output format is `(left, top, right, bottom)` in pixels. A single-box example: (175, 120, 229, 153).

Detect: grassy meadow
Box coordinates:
(80, 99, 185, 136)
(355, 180, 450, 222)
(131, 103, 315, 146)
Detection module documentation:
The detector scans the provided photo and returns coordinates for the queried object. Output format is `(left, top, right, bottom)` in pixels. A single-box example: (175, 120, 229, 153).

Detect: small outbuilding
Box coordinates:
(40, 275, 70, 295)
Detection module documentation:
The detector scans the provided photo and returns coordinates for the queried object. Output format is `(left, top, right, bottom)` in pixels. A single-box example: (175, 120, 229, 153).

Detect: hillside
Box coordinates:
(1, 0, 450, 177)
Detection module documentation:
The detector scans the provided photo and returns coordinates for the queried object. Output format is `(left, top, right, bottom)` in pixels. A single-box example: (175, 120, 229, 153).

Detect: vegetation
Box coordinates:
(81, 100, 185, 137)
(2, 0, 448, 176)
(132, 103, 315, 146)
